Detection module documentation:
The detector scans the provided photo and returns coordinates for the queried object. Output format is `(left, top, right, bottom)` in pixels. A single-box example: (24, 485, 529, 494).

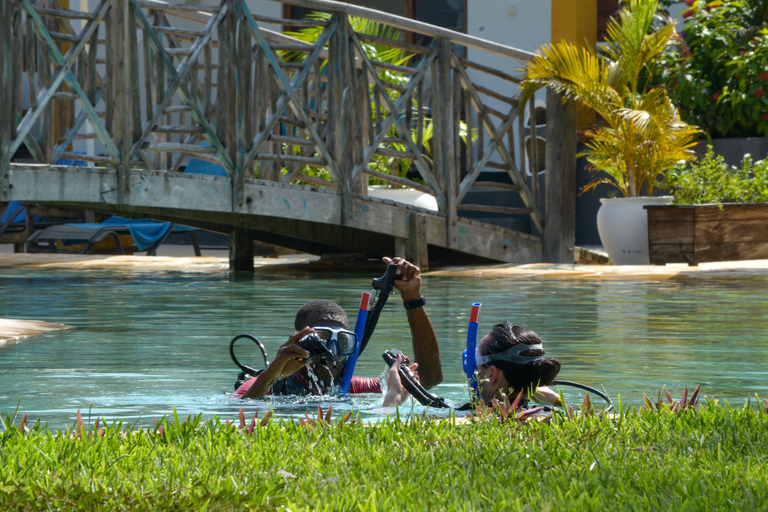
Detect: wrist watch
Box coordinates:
(403, 295, 426, 310)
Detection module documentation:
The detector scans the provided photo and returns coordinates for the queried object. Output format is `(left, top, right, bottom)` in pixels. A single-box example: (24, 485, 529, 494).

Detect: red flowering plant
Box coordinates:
(654, 0, 768, 138)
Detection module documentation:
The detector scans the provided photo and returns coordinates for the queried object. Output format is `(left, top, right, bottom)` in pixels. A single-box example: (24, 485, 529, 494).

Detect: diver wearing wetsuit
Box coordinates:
(234, 257, 442, 399)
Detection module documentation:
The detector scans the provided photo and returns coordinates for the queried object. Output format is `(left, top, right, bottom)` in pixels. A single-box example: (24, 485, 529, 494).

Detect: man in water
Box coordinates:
(234, 256, 441, 399)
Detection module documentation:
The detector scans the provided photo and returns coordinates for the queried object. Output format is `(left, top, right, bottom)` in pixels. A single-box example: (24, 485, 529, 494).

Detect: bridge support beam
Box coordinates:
(0, 0, 12, 202)
(408, 213, 428, 270)
(229, 227, 254, 272)
(543, 89, 577, 263)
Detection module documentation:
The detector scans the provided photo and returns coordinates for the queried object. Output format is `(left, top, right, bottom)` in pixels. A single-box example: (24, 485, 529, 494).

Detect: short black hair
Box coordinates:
(294, 299, 349, 330)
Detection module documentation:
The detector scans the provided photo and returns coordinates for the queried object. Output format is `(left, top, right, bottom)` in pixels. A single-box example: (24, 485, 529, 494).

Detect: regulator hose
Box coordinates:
(552, 380, 614, 412)
(230, 333, 270, 378)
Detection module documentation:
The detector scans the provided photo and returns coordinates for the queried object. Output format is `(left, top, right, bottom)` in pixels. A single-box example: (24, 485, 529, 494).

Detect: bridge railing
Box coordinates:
(1, 0, 576, 256)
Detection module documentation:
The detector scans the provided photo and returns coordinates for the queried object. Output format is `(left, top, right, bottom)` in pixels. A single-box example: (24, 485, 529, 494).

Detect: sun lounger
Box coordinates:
(1, 202, 90, 252)
(28, 216, 179, 255)
(27, 216, 223, 256)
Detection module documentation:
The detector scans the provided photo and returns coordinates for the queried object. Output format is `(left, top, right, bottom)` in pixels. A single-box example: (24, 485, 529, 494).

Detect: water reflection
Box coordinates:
(1, 268, 767, 428)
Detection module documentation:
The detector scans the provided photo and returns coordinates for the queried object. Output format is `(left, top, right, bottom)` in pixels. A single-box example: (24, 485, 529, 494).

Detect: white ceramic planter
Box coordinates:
(596, 196, 673, 265)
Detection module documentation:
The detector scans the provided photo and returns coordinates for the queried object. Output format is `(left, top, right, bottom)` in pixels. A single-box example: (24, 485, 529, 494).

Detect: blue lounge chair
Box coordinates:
(27, 216, 217, 256)
(28, 216, 178, 255)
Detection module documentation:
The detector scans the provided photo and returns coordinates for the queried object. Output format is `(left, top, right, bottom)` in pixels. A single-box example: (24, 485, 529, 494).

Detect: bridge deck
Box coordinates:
(9, 164, 541, 263)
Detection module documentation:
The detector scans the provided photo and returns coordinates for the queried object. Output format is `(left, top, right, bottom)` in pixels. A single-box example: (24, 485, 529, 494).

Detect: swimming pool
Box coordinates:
(1, 265, 766, 428)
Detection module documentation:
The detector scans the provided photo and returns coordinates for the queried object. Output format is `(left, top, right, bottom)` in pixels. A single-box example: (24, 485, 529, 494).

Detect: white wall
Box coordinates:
(467, 0, 551, 56)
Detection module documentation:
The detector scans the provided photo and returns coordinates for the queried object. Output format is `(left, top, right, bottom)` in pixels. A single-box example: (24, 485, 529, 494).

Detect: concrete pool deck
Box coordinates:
(3, 250, 768, 280)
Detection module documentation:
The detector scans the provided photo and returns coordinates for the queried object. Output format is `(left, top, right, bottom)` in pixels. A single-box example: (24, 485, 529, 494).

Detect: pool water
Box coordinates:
(1, 267, 767, 428)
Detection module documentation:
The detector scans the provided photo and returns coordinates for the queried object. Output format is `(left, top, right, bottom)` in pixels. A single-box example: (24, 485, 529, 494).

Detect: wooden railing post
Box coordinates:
(226, 2, 253, 270)
(0, 0, 12, 202)
(408, 212, 428, 270)
(329, 16, 354, 225)
(113, 0, 132, 203)
(435, 38, 457, 248)
(543, 88, 577, 263)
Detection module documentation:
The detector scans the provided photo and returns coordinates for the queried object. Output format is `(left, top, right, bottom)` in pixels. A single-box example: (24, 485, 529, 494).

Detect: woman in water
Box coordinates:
(383, 320, 561, 408)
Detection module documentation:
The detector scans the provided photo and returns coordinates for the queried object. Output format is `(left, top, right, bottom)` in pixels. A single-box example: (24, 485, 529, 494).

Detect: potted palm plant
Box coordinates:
(520, 0, 701, 264)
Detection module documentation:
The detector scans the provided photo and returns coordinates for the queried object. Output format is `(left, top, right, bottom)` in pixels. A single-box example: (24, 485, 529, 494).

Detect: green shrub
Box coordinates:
(655, 0, 768, 138)
(662, 146, 768, 203)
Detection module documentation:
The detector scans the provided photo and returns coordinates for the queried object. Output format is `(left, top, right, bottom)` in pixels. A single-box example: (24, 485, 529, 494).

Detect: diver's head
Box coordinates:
(475, 321, 560, 402)
(295, 300, 351, 383)
(295, 299, 350, 331)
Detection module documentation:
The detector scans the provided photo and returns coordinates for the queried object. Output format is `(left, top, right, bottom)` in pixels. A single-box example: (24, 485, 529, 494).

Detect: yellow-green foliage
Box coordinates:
(520, 0, 701, 197)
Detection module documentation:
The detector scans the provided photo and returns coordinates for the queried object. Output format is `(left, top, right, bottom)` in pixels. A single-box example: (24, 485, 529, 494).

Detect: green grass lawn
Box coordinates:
(1, 399, 767, 511)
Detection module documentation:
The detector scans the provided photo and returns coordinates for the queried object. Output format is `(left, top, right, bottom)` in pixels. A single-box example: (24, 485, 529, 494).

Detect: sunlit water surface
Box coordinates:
(1, 267, 767, 428)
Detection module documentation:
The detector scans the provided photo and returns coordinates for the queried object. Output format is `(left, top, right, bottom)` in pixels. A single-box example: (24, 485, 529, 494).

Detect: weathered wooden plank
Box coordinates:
(287, 173, 340, 188)
(35, 6, 97, 21)
(695, 203, 768, 222)
(543, 88, 576, 262)
(164, 47, 194, 57)
(695, 241, 768, 263)
(48, 30, 81, 43)
(695, 219, 768, 244)
(277, 0, 536, 62)
(40, 25, 54, 162)
(270, 43, 317, 52)
(369, 59, 418, 76)
(458, 205, 532, 215)
(130, 6, 143, 146)
(646, 210, 695, 244)
(141, 142, 216, 153)
(471, 181, 521, 192)
(358, 32, 430, 55)
(374, 147, 416, 160)
(474, 82, 518, 106)
(134, 1, 220, 14)
(11, 6, 23, 144)
(8, 164, 542, 262)
(460, 57, 521, 84)
(649, 243, 695, 265)
(528, 97, 538, 202)
(152, 25, 205, 38)
(258, 154, 328, 166)
(407, 213, 428, 269)
(59, 151, 144, 166)
(253, 13, 328, 27)
(0, 0, 12, 200)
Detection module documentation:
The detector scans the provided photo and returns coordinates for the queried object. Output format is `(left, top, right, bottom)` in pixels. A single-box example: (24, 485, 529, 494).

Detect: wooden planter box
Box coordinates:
(645, 203, 768, 265)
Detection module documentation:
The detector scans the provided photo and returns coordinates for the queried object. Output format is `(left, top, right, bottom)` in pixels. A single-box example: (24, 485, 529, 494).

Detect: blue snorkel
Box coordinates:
(339, 291, 371, 395)
(462, 303, 481, 397)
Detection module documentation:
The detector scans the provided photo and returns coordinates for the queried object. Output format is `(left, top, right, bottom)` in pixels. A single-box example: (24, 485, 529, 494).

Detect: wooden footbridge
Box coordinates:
(0, 0, 576, 269)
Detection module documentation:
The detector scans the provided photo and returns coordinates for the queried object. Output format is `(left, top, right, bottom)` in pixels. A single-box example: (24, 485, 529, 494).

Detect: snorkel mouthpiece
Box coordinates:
(463, 303, 481, 396)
